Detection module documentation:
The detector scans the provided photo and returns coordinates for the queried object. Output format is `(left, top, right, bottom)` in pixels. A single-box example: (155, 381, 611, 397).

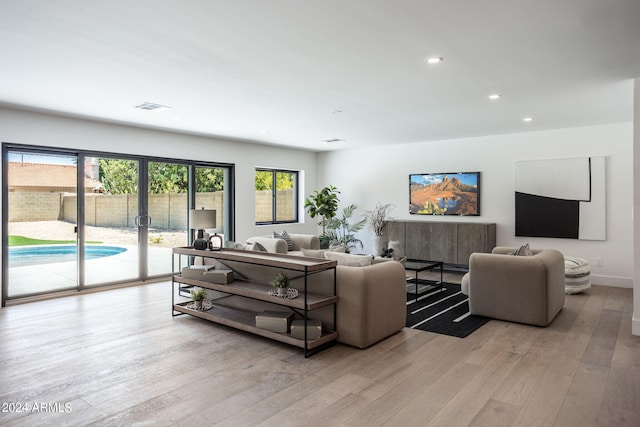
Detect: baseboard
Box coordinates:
(589, 274, 633, 288)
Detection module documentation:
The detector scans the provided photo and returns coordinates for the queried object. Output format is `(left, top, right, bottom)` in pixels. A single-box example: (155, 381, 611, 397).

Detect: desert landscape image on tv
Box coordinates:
(409, 172, 480, 216)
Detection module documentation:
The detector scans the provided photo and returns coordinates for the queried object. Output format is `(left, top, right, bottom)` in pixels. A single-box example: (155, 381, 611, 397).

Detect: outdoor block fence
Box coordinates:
(9, 189, 294, 228)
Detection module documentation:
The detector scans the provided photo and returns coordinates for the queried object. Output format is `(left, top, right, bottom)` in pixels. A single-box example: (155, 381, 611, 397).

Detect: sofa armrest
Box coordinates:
(336, 261, 406, 348)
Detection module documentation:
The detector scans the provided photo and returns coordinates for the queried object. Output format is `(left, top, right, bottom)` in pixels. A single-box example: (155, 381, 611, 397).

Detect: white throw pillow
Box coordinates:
(324, 251, 373, 267)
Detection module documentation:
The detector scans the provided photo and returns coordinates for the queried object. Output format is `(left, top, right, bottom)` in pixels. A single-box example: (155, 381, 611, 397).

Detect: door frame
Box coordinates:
(2, 142, 235, 306)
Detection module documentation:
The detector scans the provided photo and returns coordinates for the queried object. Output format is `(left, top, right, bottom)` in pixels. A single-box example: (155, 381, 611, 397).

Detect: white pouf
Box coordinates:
(461, 272, 470, 296)
(564, 257, 591, 294)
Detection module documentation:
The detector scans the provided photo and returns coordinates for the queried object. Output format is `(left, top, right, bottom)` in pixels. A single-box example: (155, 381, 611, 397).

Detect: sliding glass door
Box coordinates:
(83, 156, 141, 285)
(5, 151, 79, 297)
(2, 144, 234, 304)
(147, 161, 189, 277)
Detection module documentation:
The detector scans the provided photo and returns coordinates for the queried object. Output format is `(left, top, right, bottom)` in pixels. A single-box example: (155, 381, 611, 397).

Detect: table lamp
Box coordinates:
(189, 208, 216, 250)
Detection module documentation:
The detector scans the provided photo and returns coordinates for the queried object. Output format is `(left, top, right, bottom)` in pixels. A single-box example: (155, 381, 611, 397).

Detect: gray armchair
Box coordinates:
(463, 247, 565, 326)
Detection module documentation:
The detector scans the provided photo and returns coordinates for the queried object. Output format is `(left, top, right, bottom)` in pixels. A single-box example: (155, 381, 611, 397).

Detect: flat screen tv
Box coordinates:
(409, 172, 480, 216)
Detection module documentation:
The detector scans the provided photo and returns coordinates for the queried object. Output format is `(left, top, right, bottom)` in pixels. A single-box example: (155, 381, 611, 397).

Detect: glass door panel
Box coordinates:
(6, 152, 78, 297)
(84, 156, 140, 285)
(147, 161, 189, 276)
(195, 166, 228, 247)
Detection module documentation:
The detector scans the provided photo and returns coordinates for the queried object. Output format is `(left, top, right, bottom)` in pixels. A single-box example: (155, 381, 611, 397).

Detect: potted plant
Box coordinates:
(269, 271, 291, 296)
(190, 287, 207, 309)
(304, 185, 340, 248)
(365, 203, 395, 256)
(325, 204, 367, 253)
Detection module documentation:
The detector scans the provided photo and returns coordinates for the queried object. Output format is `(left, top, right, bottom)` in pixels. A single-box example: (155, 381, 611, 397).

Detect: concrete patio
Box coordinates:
(7, 221, 187, 297)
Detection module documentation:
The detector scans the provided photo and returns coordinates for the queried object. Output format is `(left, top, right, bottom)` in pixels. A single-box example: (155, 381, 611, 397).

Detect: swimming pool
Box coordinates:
(8, 245, 127, 267)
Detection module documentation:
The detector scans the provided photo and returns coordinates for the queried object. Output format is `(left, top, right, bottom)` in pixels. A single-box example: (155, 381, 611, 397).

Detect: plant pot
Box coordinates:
(194, 299, 203, 309)
(277, 287, 288, 296)
(372, 235, 386, 257)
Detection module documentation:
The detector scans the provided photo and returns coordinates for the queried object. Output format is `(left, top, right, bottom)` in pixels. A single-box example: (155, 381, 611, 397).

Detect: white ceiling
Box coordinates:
(1, 0, 639, 152)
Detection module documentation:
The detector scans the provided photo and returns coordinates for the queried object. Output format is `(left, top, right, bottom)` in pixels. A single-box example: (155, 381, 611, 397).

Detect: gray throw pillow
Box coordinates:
(273, 230, 293, 251)
(509, 243, 532, 256)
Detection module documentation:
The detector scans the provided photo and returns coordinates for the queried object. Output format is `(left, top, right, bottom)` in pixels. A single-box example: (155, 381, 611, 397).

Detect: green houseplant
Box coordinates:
(325, 204, 367, 253)
(269, 271, 291, 296)
(190, 287, 208, 309)
(304, 185, 340, 248)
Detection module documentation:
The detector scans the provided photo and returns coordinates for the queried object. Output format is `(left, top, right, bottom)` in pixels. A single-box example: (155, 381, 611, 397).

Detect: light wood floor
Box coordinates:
(0, 277, 638, 426)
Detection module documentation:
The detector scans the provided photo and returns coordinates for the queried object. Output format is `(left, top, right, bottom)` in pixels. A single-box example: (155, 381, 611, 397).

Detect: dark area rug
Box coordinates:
(406, 282, 489, 338)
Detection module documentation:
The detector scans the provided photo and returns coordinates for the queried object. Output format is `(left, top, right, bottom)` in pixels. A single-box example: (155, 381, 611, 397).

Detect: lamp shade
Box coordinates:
(189, 209, 216, 230)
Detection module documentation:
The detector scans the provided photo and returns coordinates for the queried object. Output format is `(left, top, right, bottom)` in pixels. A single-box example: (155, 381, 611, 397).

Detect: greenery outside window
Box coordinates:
(255, 168, 298, 224)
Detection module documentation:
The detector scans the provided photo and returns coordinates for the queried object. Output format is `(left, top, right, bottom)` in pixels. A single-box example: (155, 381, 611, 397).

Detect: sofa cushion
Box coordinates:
(325, 251, 373, 267)
(300, 246, 346, 258)
(246, 241, 268, 252)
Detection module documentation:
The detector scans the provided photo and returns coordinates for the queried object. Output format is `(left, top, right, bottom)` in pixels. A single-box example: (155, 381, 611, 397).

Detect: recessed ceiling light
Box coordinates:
(488, 94, 502, 100)
(523, 117, 533, 122)
(425, 57, 444, 64)
(134, 102, 172, 112)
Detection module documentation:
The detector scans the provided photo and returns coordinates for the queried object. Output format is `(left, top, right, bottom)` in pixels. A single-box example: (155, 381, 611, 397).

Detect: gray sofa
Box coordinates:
(202, 252, 407, 349)
(463, 247, 565, 326)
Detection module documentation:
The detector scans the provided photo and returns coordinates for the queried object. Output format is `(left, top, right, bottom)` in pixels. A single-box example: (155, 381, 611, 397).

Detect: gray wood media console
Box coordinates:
(386, 220, 496, 267)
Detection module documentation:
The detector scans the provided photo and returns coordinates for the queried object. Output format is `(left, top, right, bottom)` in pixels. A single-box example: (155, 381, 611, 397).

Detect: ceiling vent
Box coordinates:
(134, 102, 171, 112)
(322, 138, 345, 143)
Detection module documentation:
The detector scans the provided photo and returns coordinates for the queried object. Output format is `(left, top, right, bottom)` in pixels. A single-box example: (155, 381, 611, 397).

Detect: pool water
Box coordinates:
(8, 245, 127, 267)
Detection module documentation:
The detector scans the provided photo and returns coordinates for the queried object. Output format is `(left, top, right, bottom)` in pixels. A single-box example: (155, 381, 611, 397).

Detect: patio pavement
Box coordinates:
(7, 221, 187, 297)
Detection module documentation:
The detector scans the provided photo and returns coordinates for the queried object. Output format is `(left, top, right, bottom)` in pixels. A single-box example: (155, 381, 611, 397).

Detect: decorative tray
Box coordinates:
(267, 288, 299, 299)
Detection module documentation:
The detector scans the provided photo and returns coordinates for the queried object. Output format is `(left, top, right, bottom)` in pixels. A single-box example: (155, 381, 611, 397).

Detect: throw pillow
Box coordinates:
(225, 241, 245, 250)
(324, 251, 373, 267)
(273, 230, 294, 251)
(245, 241, 267, 252)
(509, 243, 532, 256)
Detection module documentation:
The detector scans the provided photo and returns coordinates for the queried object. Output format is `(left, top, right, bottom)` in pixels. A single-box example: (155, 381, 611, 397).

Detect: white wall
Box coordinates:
(319, 122, 633, 288)
(0, 107, 320, 303)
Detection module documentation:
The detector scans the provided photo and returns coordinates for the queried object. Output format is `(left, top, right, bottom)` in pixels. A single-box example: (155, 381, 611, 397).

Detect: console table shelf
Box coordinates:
(173, 302, 338, 350)
(173, 276, 337, 311)
(171, 247, 338, 357)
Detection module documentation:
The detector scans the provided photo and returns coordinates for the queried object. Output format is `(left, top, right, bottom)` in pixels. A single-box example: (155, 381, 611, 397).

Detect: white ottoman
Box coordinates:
(461, 272, 470, 295)
(564, 257, 591, 294)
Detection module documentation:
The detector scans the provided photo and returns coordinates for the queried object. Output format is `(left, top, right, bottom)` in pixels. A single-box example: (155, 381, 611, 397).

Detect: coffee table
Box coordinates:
(404, 259, 444, 302)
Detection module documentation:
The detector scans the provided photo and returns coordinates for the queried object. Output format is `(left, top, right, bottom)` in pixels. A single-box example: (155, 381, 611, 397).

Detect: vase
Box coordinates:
(372, 235, 386, 257)
(277, 287, 288, 296)
(194, 299, 203, 309)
